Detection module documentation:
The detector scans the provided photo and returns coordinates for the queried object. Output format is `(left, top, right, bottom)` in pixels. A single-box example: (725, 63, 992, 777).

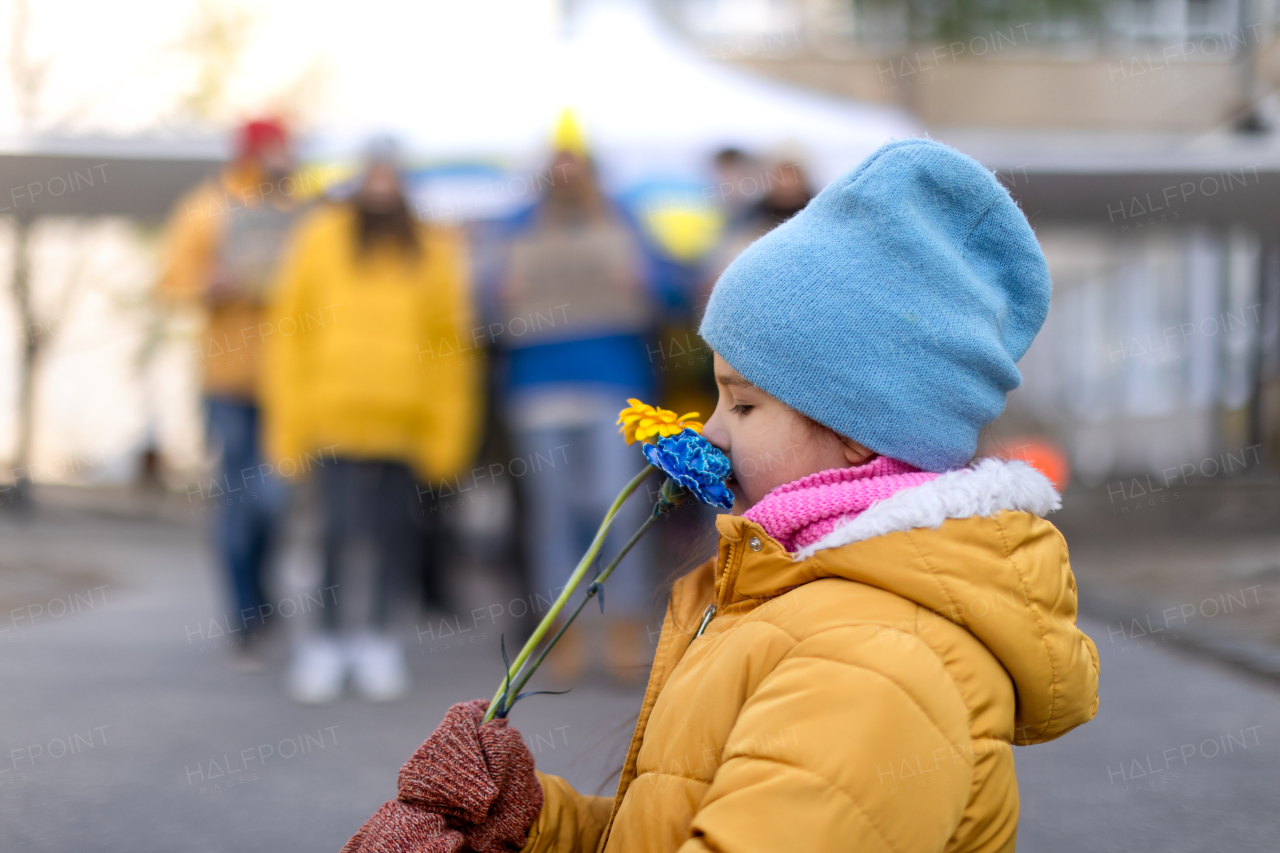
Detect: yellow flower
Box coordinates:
(617, 398, 704, 445)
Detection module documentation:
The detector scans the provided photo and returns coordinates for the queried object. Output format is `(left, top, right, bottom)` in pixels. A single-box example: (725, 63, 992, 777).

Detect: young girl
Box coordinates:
(342, 139, 1100, 853)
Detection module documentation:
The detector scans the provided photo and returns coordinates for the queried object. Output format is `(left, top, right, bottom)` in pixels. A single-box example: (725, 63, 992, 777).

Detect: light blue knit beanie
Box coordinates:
(699, 138, 1051, 473)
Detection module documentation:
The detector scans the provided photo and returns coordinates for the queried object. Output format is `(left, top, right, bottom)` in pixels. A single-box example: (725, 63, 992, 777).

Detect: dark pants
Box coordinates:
(205, 397, 286, 633)
(317, 459, 423, 633)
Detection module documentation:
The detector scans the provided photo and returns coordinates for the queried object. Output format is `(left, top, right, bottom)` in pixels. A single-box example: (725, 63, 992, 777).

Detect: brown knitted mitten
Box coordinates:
(340, 802, 464, 853)
(341, 700, 543, 853)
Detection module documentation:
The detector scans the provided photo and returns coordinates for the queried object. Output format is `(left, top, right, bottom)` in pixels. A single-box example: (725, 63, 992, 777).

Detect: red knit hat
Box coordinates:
(235, 118, 288, 160)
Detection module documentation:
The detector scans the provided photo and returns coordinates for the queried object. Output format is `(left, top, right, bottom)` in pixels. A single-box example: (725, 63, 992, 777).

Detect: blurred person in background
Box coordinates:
(709, 146, 761, 228)
(158, 118, 301, 669)
(262, 140, 479, 704)
(496, 131, 659, 685)
(750, 157, 814, 230)
(699, 155, 813, 312)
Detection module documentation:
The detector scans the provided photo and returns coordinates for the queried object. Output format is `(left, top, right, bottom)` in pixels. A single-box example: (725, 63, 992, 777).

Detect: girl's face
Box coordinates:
(702, 353, 873, 515)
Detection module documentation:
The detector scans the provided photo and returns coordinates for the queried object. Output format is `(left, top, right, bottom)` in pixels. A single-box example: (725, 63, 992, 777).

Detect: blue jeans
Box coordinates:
(511, 405, 656, 620)
(205, 397, 287, 632)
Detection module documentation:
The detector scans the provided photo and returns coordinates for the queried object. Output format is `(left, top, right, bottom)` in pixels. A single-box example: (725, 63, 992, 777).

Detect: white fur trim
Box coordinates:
(793, 458, 1061, 560)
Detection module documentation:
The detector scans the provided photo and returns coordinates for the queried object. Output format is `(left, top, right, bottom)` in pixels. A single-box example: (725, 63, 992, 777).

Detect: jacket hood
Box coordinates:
(795, 457, 1062, 559)
(721, 458, 1098, 744)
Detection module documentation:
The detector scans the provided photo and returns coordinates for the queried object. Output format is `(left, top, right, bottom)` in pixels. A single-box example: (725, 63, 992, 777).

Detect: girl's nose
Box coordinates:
(701, 411, 729, 455)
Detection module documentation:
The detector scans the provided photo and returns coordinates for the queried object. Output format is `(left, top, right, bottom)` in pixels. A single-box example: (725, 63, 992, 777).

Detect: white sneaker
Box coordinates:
(287, 636, 346, 704)
(348, 633, 409, 702)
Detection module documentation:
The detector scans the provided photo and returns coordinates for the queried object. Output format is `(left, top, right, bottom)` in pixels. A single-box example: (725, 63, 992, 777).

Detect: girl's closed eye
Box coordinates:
(729, 404, 753, 415)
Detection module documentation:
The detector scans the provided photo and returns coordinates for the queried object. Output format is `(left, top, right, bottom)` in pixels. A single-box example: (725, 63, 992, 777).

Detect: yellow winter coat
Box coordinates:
(525, 460, 1100, 853)
(262, 204, 480, 483)
(158, 162, 276, 399)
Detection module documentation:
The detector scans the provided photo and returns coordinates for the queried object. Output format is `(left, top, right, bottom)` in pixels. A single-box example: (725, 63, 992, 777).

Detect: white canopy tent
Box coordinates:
(308, 0, 920, 193)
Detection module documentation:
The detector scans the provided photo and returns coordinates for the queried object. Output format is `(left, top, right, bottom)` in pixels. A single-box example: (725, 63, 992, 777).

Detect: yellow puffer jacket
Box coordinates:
(262, 204, 480, 483)
(524, 459, 1100, 853)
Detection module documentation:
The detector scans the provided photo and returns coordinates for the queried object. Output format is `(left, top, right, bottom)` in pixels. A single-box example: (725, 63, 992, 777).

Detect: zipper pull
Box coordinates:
(694, 604, 716, 639)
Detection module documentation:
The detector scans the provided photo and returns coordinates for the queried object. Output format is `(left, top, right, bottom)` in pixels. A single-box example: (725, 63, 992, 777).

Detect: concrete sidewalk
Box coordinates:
(1055, 476, 1280, 681)
(1, 491, 1277, 851)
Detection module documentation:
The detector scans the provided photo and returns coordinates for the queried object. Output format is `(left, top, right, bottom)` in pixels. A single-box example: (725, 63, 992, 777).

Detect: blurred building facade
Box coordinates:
(667, 0, 1279, 131)
(669, 0, 1280, 483)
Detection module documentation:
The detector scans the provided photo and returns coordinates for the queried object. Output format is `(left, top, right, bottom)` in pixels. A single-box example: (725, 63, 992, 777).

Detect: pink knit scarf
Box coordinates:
(742, 456, 939, 552)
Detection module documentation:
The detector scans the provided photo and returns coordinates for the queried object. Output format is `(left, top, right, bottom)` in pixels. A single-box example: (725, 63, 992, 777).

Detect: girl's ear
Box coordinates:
(839, 436, 875, 466)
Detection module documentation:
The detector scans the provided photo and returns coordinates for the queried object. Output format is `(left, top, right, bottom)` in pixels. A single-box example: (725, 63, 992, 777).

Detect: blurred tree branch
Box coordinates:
(173, 0, 256, 123)
(6, 0, 47, 133)
(4, 0, 47, 502)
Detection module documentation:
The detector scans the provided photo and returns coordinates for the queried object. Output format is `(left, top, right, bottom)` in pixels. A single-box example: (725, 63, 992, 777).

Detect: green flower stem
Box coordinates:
(501, 510, 662, 705)
(483, 464, 655, 723)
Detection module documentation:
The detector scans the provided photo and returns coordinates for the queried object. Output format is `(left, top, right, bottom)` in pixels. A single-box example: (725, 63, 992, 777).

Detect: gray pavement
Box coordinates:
(1, 504, 1278, 852)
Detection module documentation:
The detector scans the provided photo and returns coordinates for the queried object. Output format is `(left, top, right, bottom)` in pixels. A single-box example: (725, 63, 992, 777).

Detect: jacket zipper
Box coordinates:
(694, 603, 716, 639)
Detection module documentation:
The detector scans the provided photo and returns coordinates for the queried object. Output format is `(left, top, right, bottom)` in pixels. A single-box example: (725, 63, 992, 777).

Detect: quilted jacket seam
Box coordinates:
(712, 754, 909, 853)
(776, 654, 975, 770)
(903, 530, 965, 632)
(631, 768, 714, 786)
(993, 514, 1059, 743)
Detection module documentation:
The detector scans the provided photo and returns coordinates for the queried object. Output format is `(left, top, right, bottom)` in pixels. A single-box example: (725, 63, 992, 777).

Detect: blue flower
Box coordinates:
(642, 430, 734, 509)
